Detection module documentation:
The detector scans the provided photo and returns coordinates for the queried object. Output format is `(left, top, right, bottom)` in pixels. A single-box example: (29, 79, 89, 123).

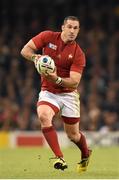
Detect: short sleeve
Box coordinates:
(71, 47, 86, 74)
(32, 31, 53, 49)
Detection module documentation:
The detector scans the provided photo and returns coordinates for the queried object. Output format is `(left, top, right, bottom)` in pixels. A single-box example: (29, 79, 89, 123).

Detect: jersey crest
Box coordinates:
(68, 54, 73, 59)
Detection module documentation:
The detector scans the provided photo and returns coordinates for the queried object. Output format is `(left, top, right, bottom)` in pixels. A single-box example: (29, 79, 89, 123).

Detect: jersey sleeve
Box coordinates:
(32, 31, 53, 49)
(71, 47, 86, 74)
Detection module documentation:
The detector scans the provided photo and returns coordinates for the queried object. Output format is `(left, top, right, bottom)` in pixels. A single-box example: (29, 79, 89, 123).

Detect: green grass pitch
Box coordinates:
(0, 146, 119, 179)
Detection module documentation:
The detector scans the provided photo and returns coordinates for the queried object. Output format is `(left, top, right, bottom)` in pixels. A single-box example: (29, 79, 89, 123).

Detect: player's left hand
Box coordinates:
(42, 67, 58, 82)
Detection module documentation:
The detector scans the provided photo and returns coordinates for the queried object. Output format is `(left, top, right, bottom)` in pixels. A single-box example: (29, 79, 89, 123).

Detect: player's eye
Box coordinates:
(67, 25, 72, 29)
(74, 26, 79, 30)
(67, 25, 79, 30)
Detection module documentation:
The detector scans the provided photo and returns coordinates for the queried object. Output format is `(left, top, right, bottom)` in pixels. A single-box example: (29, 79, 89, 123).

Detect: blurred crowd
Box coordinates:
(0, 0, 119, 132)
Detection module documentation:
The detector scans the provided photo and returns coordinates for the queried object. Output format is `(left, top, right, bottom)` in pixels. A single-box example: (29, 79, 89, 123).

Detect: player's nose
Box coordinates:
(70, 28, 75, 33)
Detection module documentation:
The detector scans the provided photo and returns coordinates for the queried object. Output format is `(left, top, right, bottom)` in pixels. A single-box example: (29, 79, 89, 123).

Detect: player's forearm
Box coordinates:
(58, 77, 80, 88)
(47, 74, 81, 88)
(46, 70, 81, 88)
(21, 39, 40, 62)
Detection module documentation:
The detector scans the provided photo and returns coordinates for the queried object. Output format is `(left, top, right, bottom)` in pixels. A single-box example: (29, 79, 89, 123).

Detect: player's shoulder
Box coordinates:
(41, 30, 60, 37)
(75, 42, 85, 55)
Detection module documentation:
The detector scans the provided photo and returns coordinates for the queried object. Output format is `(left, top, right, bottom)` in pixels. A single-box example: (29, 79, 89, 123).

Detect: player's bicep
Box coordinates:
(71, 52, 86, 74)
(24, 39, 38, 51)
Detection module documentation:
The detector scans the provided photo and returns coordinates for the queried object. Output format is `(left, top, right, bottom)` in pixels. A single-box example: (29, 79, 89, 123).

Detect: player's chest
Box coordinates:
(43, 41, 76, 68)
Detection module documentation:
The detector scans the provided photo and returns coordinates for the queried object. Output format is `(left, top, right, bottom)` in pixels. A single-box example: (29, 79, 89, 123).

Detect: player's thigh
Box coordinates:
(37, 90, 60, 119)
(37, 105, 55, 121)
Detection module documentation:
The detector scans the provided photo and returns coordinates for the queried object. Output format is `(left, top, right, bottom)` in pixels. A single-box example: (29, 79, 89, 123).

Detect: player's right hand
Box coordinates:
(31, 54, 41, 68)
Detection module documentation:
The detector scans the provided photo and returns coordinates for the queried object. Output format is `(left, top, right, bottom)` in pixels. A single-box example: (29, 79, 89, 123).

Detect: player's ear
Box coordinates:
(61, 25, 64, 31)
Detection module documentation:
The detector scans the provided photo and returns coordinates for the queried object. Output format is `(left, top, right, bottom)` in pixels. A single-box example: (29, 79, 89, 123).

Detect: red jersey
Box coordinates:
(32, 31, 86, 93)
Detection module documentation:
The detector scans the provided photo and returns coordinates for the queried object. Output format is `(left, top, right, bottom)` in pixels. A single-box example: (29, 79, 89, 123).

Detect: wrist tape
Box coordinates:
(31, 55, 37, 62)
(55, 77, 62, 85)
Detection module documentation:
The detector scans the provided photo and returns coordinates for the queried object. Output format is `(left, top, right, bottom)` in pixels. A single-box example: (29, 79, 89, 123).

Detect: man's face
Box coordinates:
(62, 20, 80, 42)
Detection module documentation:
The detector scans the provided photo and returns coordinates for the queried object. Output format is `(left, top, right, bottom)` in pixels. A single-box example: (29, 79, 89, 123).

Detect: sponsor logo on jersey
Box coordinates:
(48, 43, 57, 50)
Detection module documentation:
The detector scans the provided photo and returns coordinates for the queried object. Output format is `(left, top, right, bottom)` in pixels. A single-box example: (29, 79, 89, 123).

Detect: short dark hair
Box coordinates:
(63, 16, 80, 25)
